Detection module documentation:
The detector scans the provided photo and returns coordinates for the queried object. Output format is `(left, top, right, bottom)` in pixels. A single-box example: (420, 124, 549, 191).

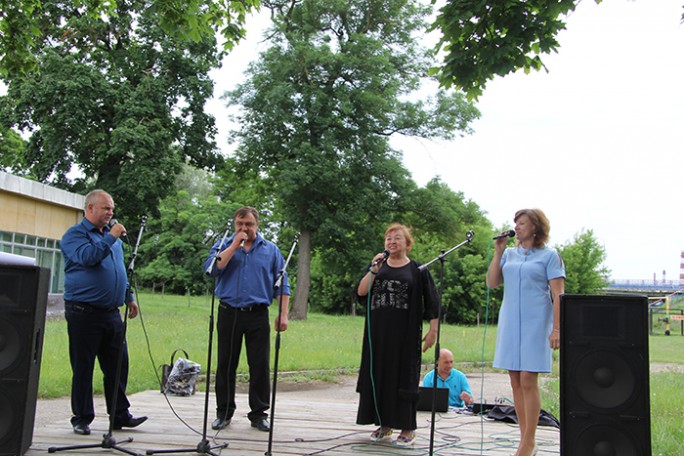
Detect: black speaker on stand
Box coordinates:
(560, 294, 651, 456)
(0, 265, 49, 456)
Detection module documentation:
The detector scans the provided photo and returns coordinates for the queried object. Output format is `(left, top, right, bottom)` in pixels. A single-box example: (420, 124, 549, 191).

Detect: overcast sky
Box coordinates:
(208, 0, 684, 283)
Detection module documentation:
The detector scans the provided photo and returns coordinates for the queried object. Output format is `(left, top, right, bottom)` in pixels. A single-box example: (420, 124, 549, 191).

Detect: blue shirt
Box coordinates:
(423, 368, 473, 408)
(61, 218, 132, 308)
(204, 233, 290, 307)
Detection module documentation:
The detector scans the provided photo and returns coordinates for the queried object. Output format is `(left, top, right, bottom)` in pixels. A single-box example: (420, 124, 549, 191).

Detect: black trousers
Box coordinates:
(215, 304, 270, 422)
(65, 302, 132, 426)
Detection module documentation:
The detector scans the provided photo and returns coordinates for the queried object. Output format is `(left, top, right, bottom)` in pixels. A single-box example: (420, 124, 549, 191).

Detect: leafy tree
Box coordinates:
(136, 166, 235, 295)
(0, 0, 229, 222)
(398, 178, 496, 324)
(307, 178, 498, 322)
(0, 125, 27, 174)
(226, 0, 480, 320)
(0, 0, 258, 77)
(307, 178, 422, 317)
(556, 229, 610, 294)
(431, 0, 600, 98)
(309, 247, 361, 315)
(211, 157, 286, 242)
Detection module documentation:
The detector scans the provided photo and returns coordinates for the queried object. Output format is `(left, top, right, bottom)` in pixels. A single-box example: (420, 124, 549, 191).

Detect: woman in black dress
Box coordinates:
(356, 223, 441, 446)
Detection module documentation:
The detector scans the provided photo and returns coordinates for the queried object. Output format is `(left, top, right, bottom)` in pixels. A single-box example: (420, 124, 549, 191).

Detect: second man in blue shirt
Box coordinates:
(204, 206, 290, 432)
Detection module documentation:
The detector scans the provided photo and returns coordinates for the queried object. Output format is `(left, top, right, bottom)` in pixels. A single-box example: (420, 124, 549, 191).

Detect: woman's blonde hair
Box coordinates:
(385, 223, 414, 252)
(514, 208, 550, 248)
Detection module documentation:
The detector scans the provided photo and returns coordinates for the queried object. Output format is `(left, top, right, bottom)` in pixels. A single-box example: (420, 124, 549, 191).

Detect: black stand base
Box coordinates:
(48, 435, 138, 456)
(145, 439, 228, 455)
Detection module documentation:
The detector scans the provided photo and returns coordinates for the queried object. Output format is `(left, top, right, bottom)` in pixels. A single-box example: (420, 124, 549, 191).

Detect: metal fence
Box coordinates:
(649, 308, 684, 336)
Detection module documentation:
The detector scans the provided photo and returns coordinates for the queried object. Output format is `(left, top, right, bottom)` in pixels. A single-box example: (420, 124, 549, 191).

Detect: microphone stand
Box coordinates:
(265, 232, 299, 456)
(146, 222, 232, 455)
(419, 230, 474, 456)
(49, 216, 148, 456)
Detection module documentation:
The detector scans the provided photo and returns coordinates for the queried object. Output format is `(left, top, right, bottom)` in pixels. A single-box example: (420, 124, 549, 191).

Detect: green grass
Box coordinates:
(648, 332, 684, 364)
(39, 292, 684, 453)
(39, 292, 500, 398)
(649, 372, 684, 456)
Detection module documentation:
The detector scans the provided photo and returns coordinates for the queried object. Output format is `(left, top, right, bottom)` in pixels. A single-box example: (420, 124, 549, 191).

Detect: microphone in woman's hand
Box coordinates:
(492, 230, 515, 240)
(372, 249, 390, 266)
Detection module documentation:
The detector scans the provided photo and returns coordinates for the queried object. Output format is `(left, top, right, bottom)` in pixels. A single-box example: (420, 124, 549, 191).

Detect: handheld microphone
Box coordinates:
(493, 230, 515, 240)
(109, 219, 127, 239)
(371, 249, 390, 267)
(240, 238, 245, 248)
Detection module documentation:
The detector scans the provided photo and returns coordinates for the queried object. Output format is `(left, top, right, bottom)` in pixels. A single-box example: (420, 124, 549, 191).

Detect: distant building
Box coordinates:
(0, 171, 85, 295)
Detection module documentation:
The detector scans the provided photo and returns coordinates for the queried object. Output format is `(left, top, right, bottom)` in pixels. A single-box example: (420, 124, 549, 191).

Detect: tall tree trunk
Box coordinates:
(290, 229, 311, 320)
(349, 286, 358, 316)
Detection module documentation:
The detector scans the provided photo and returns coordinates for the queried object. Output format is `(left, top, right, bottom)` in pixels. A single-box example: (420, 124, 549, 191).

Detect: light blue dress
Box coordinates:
(493, 245, 565, 372)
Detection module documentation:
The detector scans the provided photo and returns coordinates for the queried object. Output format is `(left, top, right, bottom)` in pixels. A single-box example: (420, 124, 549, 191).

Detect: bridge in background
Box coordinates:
(605, 279, 684, 297)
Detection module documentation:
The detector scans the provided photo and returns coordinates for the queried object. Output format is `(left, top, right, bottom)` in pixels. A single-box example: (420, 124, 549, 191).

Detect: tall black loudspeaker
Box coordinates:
(560, 294, 651, 456)
(0, 265, 49, 456)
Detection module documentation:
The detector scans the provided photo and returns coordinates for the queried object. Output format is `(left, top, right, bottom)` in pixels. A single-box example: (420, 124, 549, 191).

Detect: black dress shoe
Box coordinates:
(113, 415, 148, 430)
(73, 423, 91, 435)
(211, 417, 231, 430)
(250, 418, 270, 432)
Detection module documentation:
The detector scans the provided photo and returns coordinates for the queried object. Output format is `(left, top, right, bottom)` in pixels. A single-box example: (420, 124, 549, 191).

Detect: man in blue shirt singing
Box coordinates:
(61, 189, 147, 436)
(423, 348, 474, 408)
(204, 206, 290, 432)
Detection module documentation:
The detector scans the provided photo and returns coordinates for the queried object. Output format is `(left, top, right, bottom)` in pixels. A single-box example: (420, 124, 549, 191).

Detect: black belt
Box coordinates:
(219, 302, 267, 312)
(65, 301, 119, 313)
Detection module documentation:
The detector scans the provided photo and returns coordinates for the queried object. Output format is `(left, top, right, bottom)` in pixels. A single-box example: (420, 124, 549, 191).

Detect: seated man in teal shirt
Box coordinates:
(423, 348, 474, 408)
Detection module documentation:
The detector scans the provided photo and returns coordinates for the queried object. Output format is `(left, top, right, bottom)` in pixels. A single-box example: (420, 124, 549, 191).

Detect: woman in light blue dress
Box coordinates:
(487, 209, 565, 456)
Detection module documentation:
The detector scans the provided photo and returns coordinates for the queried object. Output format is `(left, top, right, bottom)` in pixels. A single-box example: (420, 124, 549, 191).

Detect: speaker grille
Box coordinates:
(572, 349, 638, 411)
(0, 265, 49, 455)
(0, 391, 18, 445)
(560, 294, 651, 456)
(573, 423, 640, 456)
(0, 318, 23, 374)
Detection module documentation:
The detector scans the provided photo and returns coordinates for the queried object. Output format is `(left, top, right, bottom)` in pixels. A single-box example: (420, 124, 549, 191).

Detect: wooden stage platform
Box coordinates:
(26, 389, 560, 455)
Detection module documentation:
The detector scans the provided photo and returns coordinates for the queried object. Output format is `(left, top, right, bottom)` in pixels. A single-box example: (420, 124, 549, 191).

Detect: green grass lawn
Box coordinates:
(39, 292, 684, 454)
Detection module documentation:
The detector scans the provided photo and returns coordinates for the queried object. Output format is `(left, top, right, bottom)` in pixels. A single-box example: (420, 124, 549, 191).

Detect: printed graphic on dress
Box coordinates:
(371, 279, 409, 310)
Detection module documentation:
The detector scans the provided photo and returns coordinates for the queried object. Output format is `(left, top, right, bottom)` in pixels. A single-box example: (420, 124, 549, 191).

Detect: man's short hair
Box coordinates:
(84, 189, 112, 210)
(233, 206, 260, 223)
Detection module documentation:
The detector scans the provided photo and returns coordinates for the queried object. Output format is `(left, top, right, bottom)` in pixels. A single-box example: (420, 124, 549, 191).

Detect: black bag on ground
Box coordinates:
(164, 357, 201, 396)
(486, 404, 560, 428)
(160, 349, 192, 393)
